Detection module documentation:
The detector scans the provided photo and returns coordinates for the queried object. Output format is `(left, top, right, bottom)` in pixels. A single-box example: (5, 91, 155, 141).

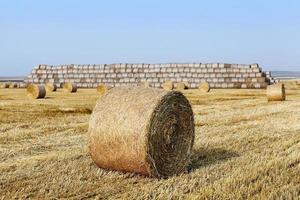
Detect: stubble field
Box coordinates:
(0, 88, 299, 199)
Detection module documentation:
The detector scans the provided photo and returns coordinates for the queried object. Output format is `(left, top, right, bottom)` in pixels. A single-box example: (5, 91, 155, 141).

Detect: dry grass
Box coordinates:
(0, 88, 299, 199)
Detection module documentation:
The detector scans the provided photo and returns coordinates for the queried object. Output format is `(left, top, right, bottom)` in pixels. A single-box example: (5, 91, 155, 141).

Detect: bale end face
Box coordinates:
(266, 83, 286, 101)
(97, 84, 109, 95)
(162, 80, 174, 91)
(88, 86, 194, 178)
(63, 83, 77, 93)
(199, 82, 210, 92)
(26, 84, 46, 99)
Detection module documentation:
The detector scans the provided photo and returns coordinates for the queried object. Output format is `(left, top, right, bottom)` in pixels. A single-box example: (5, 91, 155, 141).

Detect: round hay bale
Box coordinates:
(0, 83, 9, 89)
(199, 82, 210, 92)
(296, 80, 300, 85)
(45, 83, 57, 93)
(138, 80, 150, 88)
(26, 84, 46, 99)
(9, 82, 17, 88)
(175, 82, 188, 90)
(63, 83, 77, 93)
(89, 86, 195, 178)
(266, 83, 286, 101)
(97, 84, 110, 95)
(162, 80, 174, 91)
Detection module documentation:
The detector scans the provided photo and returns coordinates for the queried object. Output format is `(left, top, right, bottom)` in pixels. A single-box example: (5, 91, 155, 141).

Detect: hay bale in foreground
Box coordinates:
(162, 80, 174, 91)
(89, 86, 195, 178)
(175, 82, 188, 90)
(45, 83, 57, 93)
(63, 83, 77, 93)
(267, 83, 286, 101)
(97, 84, 110, 95)
(26, 84, 46, 99)
(0, 83, 9, 89)
(138, 80, 150, 88)
(199, 82, 210, 92)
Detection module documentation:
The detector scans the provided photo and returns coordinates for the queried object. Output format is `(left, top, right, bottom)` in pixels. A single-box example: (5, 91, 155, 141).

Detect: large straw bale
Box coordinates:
(162, 80, 174, 91)
(45, 83, 57, 93)
(26, 84, 46, 99)
(63, 83, 77, 93)
(266, 83, 286, 101)
(97, 84, 110, 95)
(89, 86, 195, 178)
(199, 82, 210, 92)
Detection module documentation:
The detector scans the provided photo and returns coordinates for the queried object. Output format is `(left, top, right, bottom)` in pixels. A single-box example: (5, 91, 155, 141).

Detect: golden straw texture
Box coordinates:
(89, 86, 194, 178)
(26, 84, 46, 99)
(266, 83, 286, 101)
(96, 84, 110, 95)
(162, 80, 174, 91)
(9, 82, 17, 88)
(175, 82, 188, 90)
(0, 83, 9, 89)
(63, 83, 77, 93)
(138, 80, 150, 88)
(45, 83, 57, 93)
(199, 82, 210, 92)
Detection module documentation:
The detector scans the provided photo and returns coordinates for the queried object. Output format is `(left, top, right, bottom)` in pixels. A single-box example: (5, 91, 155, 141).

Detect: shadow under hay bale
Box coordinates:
(162, 80, 174, 91)
(89, 86, 195, 178)
(45, 83, 57, 93)
(26, 84, 46, 99)
(267, 83, 286, 101)
(63, 83, 77, 93)
(199, 82, 210, 92)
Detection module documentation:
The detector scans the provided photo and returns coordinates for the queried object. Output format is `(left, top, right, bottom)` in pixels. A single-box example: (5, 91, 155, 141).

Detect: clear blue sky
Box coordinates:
(0, 0, 300, 76)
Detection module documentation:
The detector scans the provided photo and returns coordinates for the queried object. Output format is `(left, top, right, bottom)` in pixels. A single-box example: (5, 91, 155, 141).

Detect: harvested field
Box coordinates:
(0, 88, 299, 199)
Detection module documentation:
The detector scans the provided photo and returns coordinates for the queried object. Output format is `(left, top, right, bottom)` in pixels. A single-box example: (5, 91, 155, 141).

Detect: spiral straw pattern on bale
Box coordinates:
(45, 83, 57, 93)
(97, 84, 110, 95)
(26, 84, 46, 99)
(175, 82, 187, 90)
(162, 80, 174, 91)
(63, 83, 77, 93)
(89, 86, 195, 178)
(266, 83, 286, 101)
(199, 82, 210, 92)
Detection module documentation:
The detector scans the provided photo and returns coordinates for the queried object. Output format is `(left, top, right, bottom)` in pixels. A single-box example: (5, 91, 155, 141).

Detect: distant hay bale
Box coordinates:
(175, 82, 188, 90)
(162, 80, 174, 91)
(266, 83, 286, 101)
(63, 83, 77, 93)
(0, 83, 9, 89)
(89, 86, 195, 178)
(45, 83, 57, 93)
(199, 82, 210, 92)
(9, 82, 17, 88)
(26, 84, 46, 99)
(97, 84, 110, 95)
(138, 80, 150, 88)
